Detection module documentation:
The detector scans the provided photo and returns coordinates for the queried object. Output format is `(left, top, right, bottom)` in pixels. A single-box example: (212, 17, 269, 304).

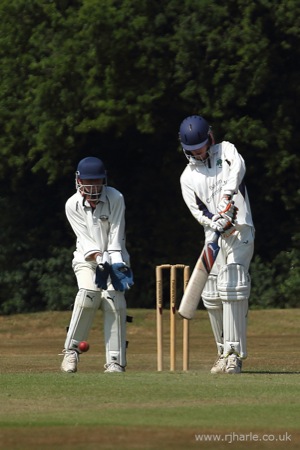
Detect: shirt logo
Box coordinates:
(216, 158, 222, 168)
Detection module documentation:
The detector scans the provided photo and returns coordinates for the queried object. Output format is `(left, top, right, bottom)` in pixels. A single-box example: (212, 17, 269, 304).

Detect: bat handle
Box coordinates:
(212, 231, 220, 243)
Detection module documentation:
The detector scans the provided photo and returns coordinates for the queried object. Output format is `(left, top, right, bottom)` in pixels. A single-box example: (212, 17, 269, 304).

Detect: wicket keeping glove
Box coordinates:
(95, 253, 110, 290)
(110, 263, 134, 292)
(95, 263, 110, 290)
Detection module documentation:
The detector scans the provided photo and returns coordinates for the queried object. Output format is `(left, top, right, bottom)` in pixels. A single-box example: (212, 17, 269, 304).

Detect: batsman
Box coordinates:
(178, 115, 255, 374)
(61, 156, 133, 373)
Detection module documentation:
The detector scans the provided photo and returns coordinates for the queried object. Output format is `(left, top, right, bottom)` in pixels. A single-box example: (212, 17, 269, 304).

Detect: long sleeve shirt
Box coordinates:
(180, 141, 254, 240)
(65, 186, 129, 265)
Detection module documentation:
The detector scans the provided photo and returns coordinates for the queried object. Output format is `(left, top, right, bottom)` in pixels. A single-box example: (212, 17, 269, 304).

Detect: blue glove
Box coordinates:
(95, 262, 110, 290)
(110, 263, 134, 292)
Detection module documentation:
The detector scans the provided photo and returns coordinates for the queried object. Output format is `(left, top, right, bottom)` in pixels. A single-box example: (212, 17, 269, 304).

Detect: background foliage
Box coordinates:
(0, 0, 299, 313)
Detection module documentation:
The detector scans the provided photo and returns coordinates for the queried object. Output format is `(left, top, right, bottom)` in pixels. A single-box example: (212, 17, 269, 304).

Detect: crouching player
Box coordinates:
(61, 156, 133, 373)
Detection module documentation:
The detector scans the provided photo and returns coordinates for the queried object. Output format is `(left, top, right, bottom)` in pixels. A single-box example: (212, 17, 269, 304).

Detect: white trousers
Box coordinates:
(64, 261, 127, 367)
(211, 225, 255, 276)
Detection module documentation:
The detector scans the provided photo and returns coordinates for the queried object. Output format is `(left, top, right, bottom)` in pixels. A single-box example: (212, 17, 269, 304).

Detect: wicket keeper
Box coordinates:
(61, 156, 133, 373)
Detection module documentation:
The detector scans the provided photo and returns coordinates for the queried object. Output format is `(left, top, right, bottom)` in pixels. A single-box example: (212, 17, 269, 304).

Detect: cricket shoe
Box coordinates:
(210, 355, 227, 374)
(61, 349, 79, 373)
(225, 353, 242, 374)
(104, 363, 125, 373)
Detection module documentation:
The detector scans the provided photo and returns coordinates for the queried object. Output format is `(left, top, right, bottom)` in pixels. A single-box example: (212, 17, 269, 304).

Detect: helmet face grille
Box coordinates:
(77, 182, 104, 201)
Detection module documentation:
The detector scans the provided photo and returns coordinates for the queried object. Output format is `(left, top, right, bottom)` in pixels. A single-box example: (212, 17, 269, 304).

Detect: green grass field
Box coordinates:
(0, 309, 299, 449)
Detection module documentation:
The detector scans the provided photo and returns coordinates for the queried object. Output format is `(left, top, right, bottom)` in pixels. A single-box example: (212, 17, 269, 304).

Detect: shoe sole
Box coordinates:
(61, 366, 77, 373)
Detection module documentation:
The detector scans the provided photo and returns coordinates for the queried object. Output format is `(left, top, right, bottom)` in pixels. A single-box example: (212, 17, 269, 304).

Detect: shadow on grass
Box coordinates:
(244, 371, 300, 374)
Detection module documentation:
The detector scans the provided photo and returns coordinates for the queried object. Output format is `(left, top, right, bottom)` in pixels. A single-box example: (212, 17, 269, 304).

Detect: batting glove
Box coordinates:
(211, 215, 233, 234)
(217, 196, 238, 222)
(110, 263, 134, 292)
(217, 194, 232, 211)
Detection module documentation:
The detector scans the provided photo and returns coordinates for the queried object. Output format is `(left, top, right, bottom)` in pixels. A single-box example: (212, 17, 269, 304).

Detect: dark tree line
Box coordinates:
(0, 0, 299, 313)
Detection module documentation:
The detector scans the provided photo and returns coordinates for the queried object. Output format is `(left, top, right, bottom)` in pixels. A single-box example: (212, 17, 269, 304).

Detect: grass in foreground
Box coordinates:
(0, 309, 300, 449)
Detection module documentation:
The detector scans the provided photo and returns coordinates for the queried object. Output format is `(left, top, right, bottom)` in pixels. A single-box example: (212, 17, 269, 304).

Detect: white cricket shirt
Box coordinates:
(180, 141, 254, 239)
(65, 186, 129, 264)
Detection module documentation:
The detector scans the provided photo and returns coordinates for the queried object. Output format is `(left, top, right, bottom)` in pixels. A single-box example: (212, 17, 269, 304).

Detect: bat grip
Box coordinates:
(212, 231, 220, 243)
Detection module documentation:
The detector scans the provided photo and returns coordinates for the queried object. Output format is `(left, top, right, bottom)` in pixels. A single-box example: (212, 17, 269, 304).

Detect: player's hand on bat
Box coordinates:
(217, 196, 238, 223)
(217, 194, 231, 209)
(211, 215, 233, 234)
(221, 203, 238, 222)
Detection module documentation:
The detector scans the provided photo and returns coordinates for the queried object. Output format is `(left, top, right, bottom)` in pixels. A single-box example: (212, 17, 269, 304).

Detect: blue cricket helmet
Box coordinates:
(179, 115, 210, 151)
(76, 157, 106, 179)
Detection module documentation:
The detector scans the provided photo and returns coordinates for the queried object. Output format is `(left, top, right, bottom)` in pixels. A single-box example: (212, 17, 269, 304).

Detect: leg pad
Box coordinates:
(64, 289, 101, 352)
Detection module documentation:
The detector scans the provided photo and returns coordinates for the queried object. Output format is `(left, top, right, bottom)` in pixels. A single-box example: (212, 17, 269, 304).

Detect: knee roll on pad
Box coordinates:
(202, 275, 221, 309)
(64, 289, 101, 351)
(217, 263, 251, 301)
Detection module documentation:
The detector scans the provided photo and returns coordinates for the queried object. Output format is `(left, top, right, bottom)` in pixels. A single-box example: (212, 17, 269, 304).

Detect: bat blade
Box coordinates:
(178, 233, 220, 319)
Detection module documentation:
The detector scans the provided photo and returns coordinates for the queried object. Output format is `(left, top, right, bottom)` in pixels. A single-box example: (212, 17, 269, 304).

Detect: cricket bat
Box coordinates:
(178, 232, 220, 319)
